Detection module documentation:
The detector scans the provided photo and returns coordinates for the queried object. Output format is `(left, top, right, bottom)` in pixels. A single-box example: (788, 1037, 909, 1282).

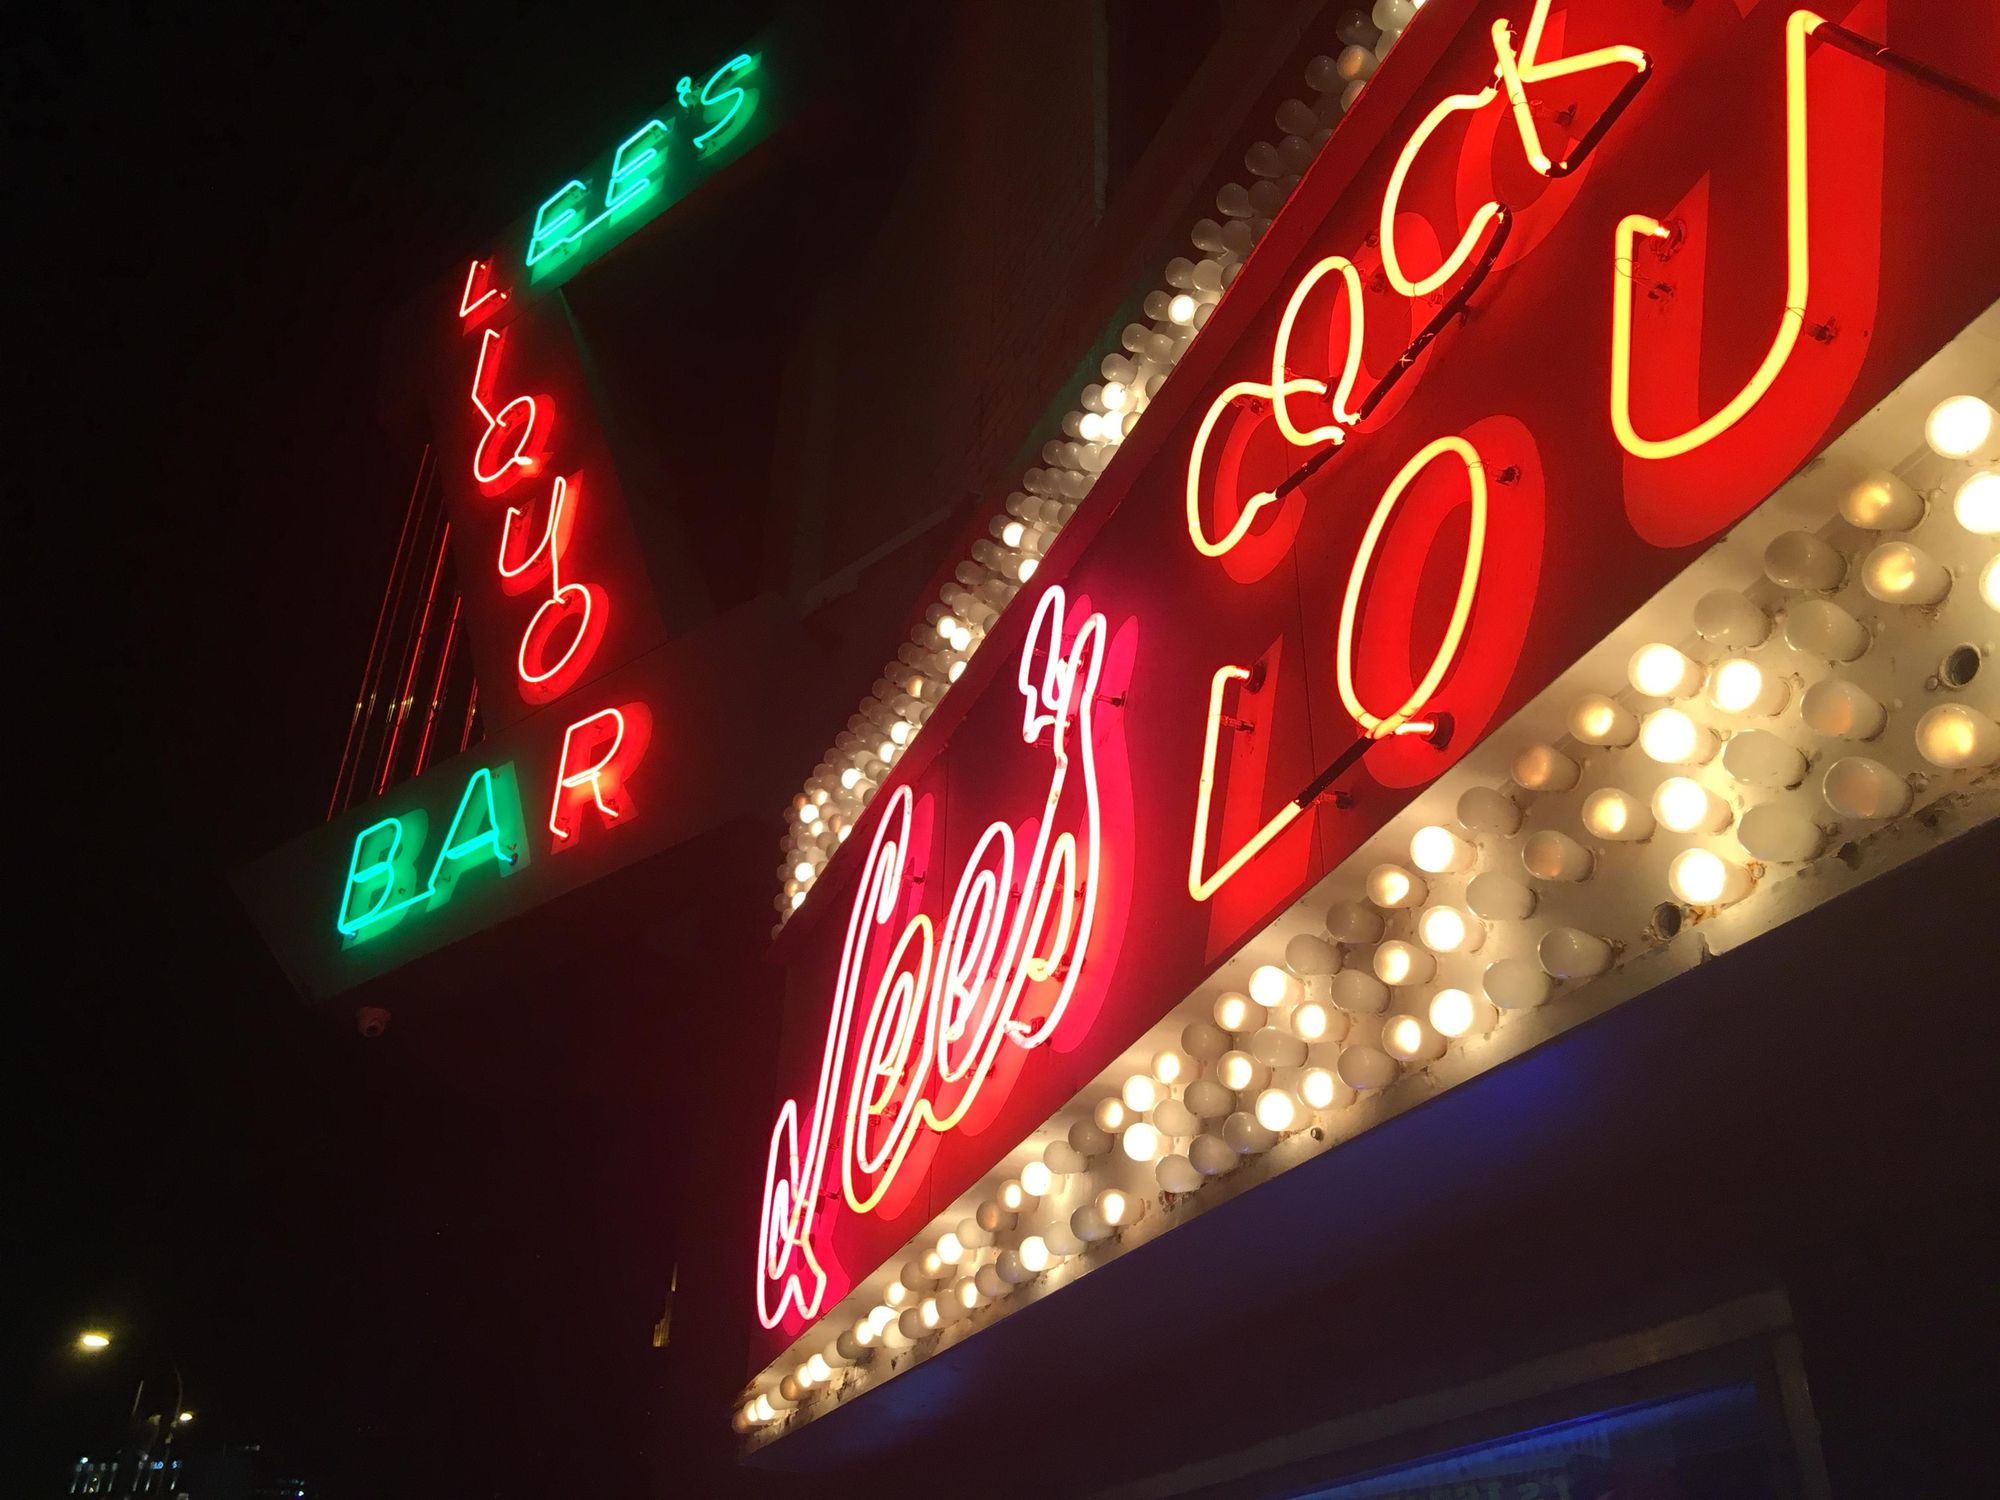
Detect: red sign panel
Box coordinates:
(755, 0, 2000, 1351)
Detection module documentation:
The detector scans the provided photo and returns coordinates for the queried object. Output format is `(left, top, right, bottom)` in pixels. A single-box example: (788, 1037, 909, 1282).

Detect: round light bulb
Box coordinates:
(1568, 693, 1639, 746)
(1152, 1048, 1191, 1085)
(1512, 743, 1580, 791)
(1521, 829, 1593, 882)
(1958, 470, 2000, 535)
(1329, 969, 1390, 1014)
(1336, 1042, 1398, 1091)
(1538, 927, 1613, 979)
(1762, 530, 1846, 592)
(1456, 786, 1523, 835)
(1629, 643, 1704, 699)
(1652, 776, 1731, 834)
(1180, 1020, 1229, 1062)
(1925, 394, 2000, 461)
(1861, 542, 1950, 605)
(1223, 1110, 1279, 1154)
(1708, 658, 1788, 717)
(1167, 292, 1198, 326)
(1092, 1098, 1128, 1135)
(1428, 986, 1496, 1039)
(1184, 1079, 1234, 1118)
(1067, 1118, 1112, 1157)
(1248, 963, 1294, 1007)
(1822, 756, 1912, 819)
(998, 1178, 1028, 1212)
(1212, 991, 1265, 1031)
(1250, 1025, 1308, 1068)
(1915, 703, 2000, 769)
(1372, 940, 1436, 987)
(1799, 678, 1885, 740)
(1416, 904, 1484, 953)
(1283, 933, 1340, 976)
(1299, 1066, 1347, 1110)
(1380, 1014, 1437, 1062)
(1188, 1134, 1238, 1177)
(1120, 1121, 1162, 1163)
(1410, 824, 1474, 874)
(1737, 802, 1824, 863)
(1122, 1074, 1161, 1114)
(1981, 555, 2000, 613)
(1581, 787, 1655, 842)
(1324, 900, 1385, 944)
(1466, 871, 1536, 920)
(1722, 729, 1807, 789)
(1289, 999, 1338, 1042)
(1253, 1087, 1300, 1132)
(1019, 1160, 1054, 1198)
(1095, 1187, 1133, 1226)
(1840, 470, 1925, 531)
(1365, 863, 1426, 908)
(1216, 1049, 1265, 1091)
(1153, 1097, 1198, 1137)
(1693, 591, 1771, 648)
(1484, 957, 1553, 1010)
(1668, 848, 1752, 906)
(1640, 707, 1718, 765)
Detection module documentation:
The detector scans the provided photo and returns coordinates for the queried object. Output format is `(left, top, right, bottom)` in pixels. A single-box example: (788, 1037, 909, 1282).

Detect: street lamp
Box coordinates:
(78, 1331, 113, 1351)
(177, 1412, 195, 1426)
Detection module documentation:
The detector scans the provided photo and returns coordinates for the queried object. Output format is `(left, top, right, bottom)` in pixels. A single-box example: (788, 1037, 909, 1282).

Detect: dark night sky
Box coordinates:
(10, 4, 797, 1495)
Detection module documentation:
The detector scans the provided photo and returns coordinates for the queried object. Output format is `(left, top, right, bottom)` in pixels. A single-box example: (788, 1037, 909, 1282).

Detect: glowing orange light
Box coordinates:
(457, 258, 508, 323)
(1489, 10, 1649, 177)
(758, 587, 1113, 1328)
(1337, 434, 1488, 738)
(1610, 9, 1823, 460)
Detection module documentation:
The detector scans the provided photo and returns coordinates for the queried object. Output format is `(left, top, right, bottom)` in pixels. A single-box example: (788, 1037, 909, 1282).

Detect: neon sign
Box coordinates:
(526, 52, 763, 280)
(336, 764, 526, 942)
(758, 586, 1115, 1328)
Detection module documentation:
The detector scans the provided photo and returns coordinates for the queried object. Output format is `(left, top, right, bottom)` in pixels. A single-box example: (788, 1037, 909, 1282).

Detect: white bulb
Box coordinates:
(1840, 470, 1925, 530)
(1289, 1000, 1339, 1042)
(1569, 693, 1639, 746)
(1324, 899, 1385, 944)
(1121, 1074, 1161, 1113)
(1538, 927, 1613, 979)
(1152, 1048, 1191, 1085)
(1156, 1153, 1203, 1193)
(955, 1276, 983, 1310)
(1017, 1236, 1052, 1274)
(1668, 848, 1752, 906)
(1153, 1097, 1198, 1137)
(1223, 1110, 1278, 1154)
(1983, 555, 2000, 613)
(797, 802, 819, 825)
(1188, 1134, 1238, 1176)
(1708, 658, 1788, 717)
(793, 860, 814, 883)
(1248, 963, 1293, 1007)
(886, 1278, 911, 1307)
(1521, 829, 1593, 882)
(1799, 678, 1885, 739)
(1095, 1187, 1134, 1226)
(1416, 904, 1483, 953)
(1652, 776, 1731, 834)
(1069, 1205, 1111, 1243)
(1329, 969, 1390, 1014)
(1456, 785, 1523, 835)
(1737, 802, 1824, 863)
(1253, 1087, 1300, 1132)
(1184, 1079, 1233, 1118)
(1693, 591, 1771, 648)
(1167, 292, 1197, 326)
(1428, 987, 1495, 1039)
(1465, 871, 1536, 920)
(1925, 394, 2000, 461)
(1823, 756, 1912, 819)
(1763, 530, 1845, 591)
(1723, 729, 1807, 789)
(1067, 1118, 1112, 1157)
(1372, 940, 1436, 986)
(1785, 599, 1870, 661)
(1283, 932, 1340, 976)
(1629, 643, 1704, 699)
(1869, 540, 1955, 607)
(1512, 743, 1580, 791)
(1581, 787, 1655, 842)
(839, 765, 862, 791)
(1019, 1160, 1054, 1198)
(1101, 380, 1130, 412)
(1915, 703, 2000, 769)
(1365, 863, 1426, 908)
(937, 1231, 965, 1266)
(1410, 825, 1474, 874)
(1181, 1020, 1230, 1061)
(1217, 1049, 1266, 1091)
(1380, 1013, 1437, 1062)
(998, 1178, 1029, 1212)
(1250, 1025, 1308, 1068)
(1484, 957, 1553, 1010)
(1640, 708, 1718, 765)
(1299, 1066, 1347, 1110)
(1093, 1097, 1128, 1134)
(1336, 1042, 1398, 1091)
(1213, 991, 1265, 1031)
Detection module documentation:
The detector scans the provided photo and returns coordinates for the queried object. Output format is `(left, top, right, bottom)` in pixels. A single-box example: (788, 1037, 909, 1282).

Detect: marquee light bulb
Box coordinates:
(1019, 1160, 1054, 1198)
(1709, 658, 1788, 717)
(1373, 940, 1436, 987)
(1290, 999, 1338, 1042)
(1284, 932, 1340, 976)
(1153, 1097, 1198, 1137)
(1184, 1079, 1233, 1118)
(1466, 871, 1536, 921)
(1253, 1087, 1300, 1133)
(1982, 556, 2000, 613)
(1640, 708, 1718, 765)
(1925, 395, 2000, 461)
(805, 1353, 833, 1384)
(1299, 1067, 1345, 1110)
(1861, 542, 1950, 606)
(1785, 598, 1870, 662)
(1122, 1074, 1161, 1114)
(1217, 1049, 1266, 1092)
(1101, 380, 1130, 412)
(839, 765, 862, 790)
(1248, 963, 1294, 1007)
(1799, 678, 1885, 740)
(1152, 1047, 1192, 1085)
(1693, 591, 1771, 648)
(1522, 829, 1593, 883)
(1915, 703, 2000, 769)
(1581, 788, 1654, 842)
(1457, 786, 1522, 836)
(1428, 987, 1496, 1039)
(1484, 957, 1553, 1010)
(1157, 1153, 1203, 1193)
(1763, 531, 1846, 592)
(1568, 694, 1639, 746)
(1067, 1118, 1112, 1157)
(886, 1279, 911, 1308)
(1223, 1110, 1278, 1154)
(1250, 1025, 1307, 1069)
(1410, 825, 1473, 874)
(1365, 863, 1427, 909)
(937, 1231, 965, 1265)
(797, 802, 819, 825)
(1512, 743, 1579, 792)
(1167, 292, 1198, 326)
(1823, 756, 1913, 819)
(1188, 1133, 1238, 1176)
(793, 860, 814, 884)
(1417, 904, 1483, 953)
(1629, 643, 1704, 699)
(1325, 900, 1386, 944)
(1840, 470, 1925, 531)
(1095, 1188, 1133, 1226)
(956, 1277, 982, 1310)
(1337, 1042, 1398, 1091)
(1213, 991, 1265, 1031)
(1018, 1235, 1052, 1273)
(1380, 1014, 1436, 1062)
(1537, 927, 1613, 980)
(1652, 776, 1731, 834)
(1668, 848, 1752, 906)
(1093, 1097, 1128, 1134)
(1737, 802, 1824, 863)
(920, 1250, 944, 1279)
(1722, 729, 1807, 789)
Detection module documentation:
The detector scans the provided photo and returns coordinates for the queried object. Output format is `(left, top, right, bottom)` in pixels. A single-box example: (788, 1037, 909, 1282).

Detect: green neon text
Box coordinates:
(525, 51, 763, 277)
(336, 764, 527, 944)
